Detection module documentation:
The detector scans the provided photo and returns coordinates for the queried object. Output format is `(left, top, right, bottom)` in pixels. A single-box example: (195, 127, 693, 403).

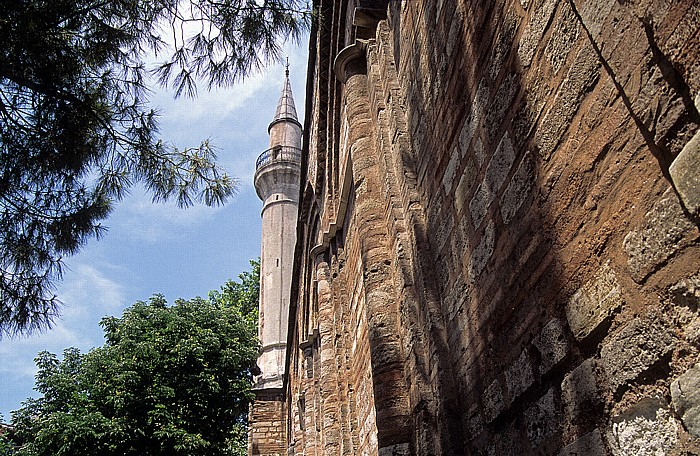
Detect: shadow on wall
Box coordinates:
(385, 0, 699, 454)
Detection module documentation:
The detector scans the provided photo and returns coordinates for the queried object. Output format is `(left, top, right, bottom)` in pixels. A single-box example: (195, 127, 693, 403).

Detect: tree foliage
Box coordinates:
(10, 262, 261, 456)
(0, 0, 308, 336)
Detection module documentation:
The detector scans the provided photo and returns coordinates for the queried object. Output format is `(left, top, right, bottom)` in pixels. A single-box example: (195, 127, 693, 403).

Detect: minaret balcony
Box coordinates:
(255, 145, 302, 172)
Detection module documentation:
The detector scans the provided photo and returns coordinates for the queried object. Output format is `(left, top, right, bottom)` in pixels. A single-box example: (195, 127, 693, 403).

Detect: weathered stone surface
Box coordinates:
(561, 359, 602, 418)
(566, 262, 623, 341)
(670, 272, 700, 309)
(454, 157, 478, 215)
(434, 212, 454, 253)
(575, 0, 615, 39)
(473, 137, 485, 167)
(485, 132, 516, 193)
(525, 388, 561, 446)
(470, 181, 495, 229)
(445, 6, 463, 58)
(378, 443, 411, 456)
(671, 363, 700, 438)
(670, 129, 700, 217)
(487, 423, 521, 456)
(468, 220, 496, 280)
(464, 405, 485, 437)
(442, 149, 460, 193)
(501, 153, 535, 225)
(470, 133, 516, 228)
(518, 0, 558, 66)
(487, 12, 519, 83)
(544, 1, 580, 74)
(623, 188, 696, 283)
(607, 397, 679, 456)
(482, 378, 505, 423)
(460, 78, 489, 157)
(485, 73, 518, 145)
(534, 42, 599, 160)
(504, 348, 535, 404)
(557, 429, 606, 456)
(600, 313, 675, 393)
(533, 318, 569, 375)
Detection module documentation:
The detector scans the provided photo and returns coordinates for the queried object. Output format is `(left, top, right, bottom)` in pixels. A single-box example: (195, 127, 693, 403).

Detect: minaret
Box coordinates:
(253, 62, 302, 389)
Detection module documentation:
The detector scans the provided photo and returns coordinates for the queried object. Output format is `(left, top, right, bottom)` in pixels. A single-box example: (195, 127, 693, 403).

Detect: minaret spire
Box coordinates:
(253, 67, 302, 390)
(270, 64, 300, 133)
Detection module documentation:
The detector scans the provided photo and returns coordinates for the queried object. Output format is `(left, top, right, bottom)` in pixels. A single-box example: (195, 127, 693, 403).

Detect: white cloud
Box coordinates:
(108, 186, 225, 243)
(59, 263, 128, 314)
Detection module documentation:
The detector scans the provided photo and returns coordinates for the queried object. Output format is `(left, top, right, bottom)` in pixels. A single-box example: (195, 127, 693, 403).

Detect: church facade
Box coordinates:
(251, 0, 700, 454)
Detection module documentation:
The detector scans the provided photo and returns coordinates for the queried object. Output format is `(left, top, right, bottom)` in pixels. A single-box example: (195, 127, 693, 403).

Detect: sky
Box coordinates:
(0, 38, 309, 420)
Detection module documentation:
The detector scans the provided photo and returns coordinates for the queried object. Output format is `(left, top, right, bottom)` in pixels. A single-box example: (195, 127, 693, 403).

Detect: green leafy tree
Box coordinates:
(0, 0, 308, 336)
(11, 263, 261, 456)
(0, 416, 15, 456)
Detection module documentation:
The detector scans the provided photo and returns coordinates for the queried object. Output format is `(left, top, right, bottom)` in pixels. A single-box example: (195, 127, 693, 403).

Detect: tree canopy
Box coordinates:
(10, 261, 261, 456)
(0, 0, 309, 336)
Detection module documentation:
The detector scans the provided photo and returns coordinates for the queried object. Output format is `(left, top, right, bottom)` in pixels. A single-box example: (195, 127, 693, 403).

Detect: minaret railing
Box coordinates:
(255, 145, 302, 171)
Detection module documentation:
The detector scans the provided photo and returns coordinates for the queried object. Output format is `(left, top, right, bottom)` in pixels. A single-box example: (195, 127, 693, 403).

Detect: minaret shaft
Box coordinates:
(253, 72, 302, 389)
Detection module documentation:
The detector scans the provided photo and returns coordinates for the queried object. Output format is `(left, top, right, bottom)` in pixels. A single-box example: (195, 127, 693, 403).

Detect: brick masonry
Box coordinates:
(250, 0, 700, 454)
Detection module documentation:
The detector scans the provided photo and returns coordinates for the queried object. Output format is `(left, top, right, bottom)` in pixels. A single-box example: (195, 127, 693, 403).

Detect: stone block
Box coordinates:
(512, 97, 539, 149)
(459, 111, 478, 157)
(486, 12, 518, 83)
(607, 397, 679, 456)
(561, 359, 602, 418)
(378, 443, 411, 456)
(470, 132, 516, 228)
(473, 137, 485, 167)
(544, 1, 580, 74)
(623, 188, 696, 283)
(445, 6, 464, 58)
(468, 220, 496, 281)
(525, 388, 561, 446)
(482, 377, 505, 423)
(485, 132, 516, 194)
(469, 181, 495, 229)
(487, 422, 521, 456)
(454, 157, 477, 215)
(565, 262, 623, 342)
(669, 272, 700, 309)
(669, 129, 700, 217)
(575, 0, 615, 39)
(534, 42, 599, 160)
(501, 153, 535, 225)
(504, 348, 535, 404)
(485, 73, 518, 146)
(518, 0, 558, 67)
(671, 363, 700, 438)
(442, 149, 460, 193)
(434, 212, 454, 253)
(464, 405, 485, 437)
(600, 313, 675, 393)
(473, 78, 490, 120)
(557, 429, 606, 456)
(533, 318, 569, 375)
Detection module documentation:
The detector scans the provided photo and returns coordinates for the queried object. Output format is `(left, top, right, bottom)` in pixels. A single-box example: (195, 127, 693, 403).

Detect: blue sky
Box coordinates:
(0, 39, 308, 420)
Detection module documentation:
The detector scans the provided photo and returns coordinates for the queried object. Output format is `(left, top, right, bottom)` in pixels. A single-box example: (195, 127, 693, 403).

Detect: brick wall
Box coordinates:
(248, 390, 286, 456)
(257, 0, 700, 454)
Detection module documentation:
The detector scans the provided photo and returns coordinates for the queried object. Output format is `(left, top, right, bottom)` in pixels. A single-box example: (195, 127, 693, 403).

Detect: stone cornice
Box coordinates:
(333, 40, 369, 83)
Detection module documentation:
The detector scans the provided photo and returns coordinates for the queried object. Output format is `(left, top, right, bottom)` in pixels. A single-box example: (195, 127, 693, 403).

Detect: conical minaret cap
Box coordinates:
(268, 70, 301, 132)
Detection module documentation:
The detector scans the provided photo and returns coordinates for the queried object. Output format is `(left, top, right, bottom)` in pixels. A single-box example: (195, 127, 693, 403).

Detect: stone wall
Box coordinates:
(248, 390, 286, 456)
(256, 0, 700, 454)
